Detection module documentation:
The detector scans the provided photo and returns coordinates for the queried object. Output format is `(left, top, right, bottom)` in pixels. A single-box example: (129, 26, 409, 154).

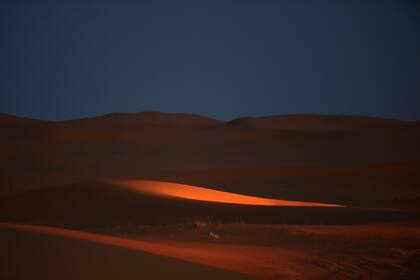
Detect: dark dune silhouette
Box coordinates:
(224, 114, 406, 131)
(0, 111, 419, 209)
(62, 111, 222, 129)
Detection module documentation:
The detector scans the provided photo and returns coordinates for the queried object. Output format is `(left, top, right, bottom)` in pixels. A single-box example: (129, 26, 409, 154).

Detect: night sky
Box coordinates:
(1, 0, 419, 121)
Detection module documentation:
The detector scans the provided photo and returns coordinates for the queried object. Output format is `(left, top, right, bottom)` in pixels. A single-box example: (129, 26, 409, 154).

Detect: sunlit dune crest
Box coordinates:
(112, 180, 344, 207)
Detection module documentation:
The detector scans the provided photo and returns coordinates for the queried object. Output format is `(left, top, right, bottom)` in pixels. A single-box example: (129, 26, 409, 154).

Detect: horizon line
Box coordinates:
(0, 110, 416, 123)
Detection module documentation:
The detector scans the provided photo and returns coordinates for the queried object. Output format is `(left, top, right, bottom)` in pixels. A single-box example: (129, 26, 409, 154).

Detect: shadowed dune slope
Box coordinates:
(0, 223, 254, 280)
(1, 112, 419, 199)
(0, 181, 416, 228)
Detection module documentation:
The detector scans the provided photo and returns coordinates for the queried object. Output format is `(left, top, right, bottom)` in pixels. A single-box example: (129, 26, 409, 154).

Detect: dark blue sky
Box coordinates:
(1, 0, 419, 121)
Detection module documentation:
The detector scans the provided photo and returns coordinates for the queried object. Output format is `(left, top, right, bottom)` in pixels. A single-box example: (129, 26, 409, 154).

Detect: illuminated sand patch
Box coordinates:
(112, 180, 344, 207)
(0, 223, 253, 279)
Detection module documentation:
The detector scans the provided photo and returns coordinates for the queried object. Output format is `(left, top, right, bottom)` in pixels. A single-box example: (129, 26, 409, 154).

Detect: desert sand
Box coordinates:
(1, 112, 419, 207)
(1, 112, 420, 279)
(114, 223, 420, 280)
(1, 222, 419, 280)
(2, 180, 416, 228)
(0, 223, 254, 280)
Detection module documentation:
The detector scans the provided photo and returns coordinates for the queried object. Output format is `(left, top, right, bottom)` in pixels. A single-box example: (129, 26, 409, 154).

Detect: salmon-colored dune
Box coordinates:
(0, 223, 254, 280)
(113, 180, 344, 207)
(2, 223, 420, 280)
(1, 180, 414, 228)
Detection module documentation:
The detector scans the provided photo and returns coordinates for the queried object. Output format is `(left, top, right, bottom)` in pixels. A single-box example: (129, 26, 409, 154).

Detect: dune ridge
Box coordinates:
(1, 111, 419, 197)
(113, 180, 344, 207)
(6, 181, 405, 229)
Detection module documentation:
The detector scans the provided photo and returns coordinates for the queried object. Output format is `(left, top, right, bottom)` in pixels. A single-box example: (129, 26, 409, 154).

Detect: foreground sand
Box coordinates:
(2, 223, 419, 280)
(0, 223, 254, 280)
(108, 223, 420, 280)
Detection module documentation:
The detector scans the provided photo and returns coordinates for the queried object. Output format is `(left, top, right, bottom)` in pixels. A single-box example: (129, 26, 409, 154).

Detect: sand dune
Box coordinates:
(0, 181, 414, 228)
(112, 180, 343, 207)
(118, 223, 420, 280)
(1, 111, 420, 279)
(2, 223, 419, 280)
(62, 111, 222, 129)
(0, 223, 253, 280)
(1, 111, 419, 203)
(224, 114, 406, 131)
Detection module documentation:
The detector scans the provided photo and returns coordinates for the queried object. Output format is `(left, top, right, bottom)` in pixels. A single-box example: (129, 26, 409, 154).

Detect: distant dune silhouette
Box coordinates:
(0, 112, 420, 206)
(0, 111, 419, 208)
(224, 114, 406, 131)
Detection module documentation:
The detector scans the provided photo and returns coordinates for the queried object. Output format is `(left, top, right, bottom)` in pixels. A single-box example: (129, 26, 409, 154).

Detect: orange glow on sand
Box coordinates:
(0, 223, 302, 279)
(112, 180, 344, 207)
